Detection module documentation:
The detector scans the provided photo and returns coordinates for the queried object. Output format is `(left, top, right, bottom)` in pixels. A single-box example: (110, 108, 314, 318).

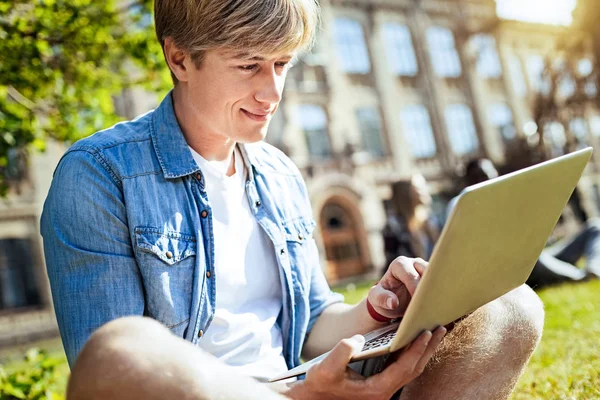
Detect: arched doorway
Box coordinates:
(319, 200, 366, 282)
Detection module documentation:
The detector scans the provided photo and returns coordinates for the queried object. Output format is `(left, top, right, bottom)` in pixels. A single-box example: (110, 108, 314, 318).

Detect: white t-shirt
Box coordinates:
(189, 146, 288, 381)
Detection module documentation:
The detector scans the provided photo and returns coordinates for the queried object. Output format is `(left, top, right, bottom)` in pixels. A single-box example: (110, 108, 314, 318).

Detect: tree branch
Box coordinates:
(6, 86, 36, 111)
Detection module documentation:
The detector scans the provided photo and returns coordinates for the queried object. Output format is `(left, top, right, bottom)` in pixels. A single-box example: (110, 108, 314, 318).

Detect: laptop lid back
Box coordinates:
(390, 147, 593, 351)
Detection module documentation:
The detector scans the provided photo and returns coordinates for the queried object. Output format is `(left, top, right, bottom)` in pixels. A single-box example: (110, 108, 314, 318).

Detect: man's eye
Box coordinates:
(276, 62, 291, 70)
(239, 64, 258, 71)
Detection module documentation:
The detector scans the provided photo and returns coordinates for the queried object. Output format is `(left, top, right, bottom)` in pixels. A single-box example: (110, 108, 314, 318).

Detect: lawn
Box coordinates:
(1, 280, 598, 399)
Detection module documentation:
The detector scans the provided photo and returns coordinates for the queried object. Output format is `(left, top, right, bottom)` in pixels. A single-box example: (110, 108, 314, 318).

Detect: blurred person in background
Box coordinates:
(447, 158, 600, 288)
(383, 175, 441, 275)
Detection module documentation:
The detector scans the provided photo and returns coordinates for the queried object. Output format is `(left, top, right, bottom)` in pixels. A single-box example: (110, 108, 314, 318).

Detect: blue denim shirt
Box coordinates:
(40, 92, 343, 368)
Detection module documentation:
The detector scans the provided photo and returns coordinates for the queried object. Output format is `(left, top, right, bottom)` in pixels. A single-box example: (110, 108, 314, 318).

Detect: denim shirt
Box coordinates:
(40, 92, 343, 368)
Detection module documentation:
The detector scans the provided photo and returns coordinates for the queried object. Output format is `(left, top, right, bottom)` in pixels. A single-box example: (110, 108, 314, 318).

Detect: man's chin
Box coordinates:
(235, 128, 269, 144)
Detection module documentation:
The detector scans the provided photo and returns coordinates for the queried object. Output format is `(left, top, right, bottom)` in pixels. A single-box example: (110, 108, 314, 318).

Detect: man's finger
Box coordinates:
(414, 326, 446, 373)
(317, 335, 365, 378)
(368, 284, 399, 310)
(389, 256, 421, 295)
(413, 259, 428, 276)
(375, 330, 432, 388)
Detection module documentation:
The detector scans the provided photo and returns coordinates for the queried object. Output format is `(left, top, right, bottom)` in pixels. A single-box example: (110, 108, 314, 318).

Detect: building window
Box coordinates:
(578, 58, 594, 77)
(471, 34, 502, 78)
(296, 104, 332, 160)
(508, 55, 527, 97)
(382, 22, 418, 76)
(543, 122, 567, 157)
(355, 107, 386, 158)
(585, 80, 598, 97)
(400, 105, 437, 158)
(570, 118, 589, 143)
(445, 104, 479, 156)
(590, 116, 600, 137)
(333, 18, 371, 74)
(526, 55, 547, 93)
(0, 239, 41, 311)
(426, 26, 462, 78)
(488, 103, 516, 140)
(558, 75, 576, 98)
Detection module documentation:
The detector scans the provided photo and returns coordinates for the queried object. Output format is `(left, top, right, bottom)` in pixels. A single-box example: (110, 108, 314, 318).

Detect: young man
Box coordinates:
(41, 1, 544, 398)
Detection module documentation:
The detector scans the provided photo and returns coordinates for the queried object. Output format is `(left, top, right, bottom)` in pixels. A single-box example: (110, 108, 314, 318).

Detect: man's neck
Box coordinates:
(172, 86, 236, 176)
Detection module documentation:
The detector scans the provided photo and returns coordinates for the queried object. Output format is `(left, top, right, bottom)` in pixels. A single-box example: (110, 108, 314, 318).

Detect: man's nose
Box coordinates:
(254, 68, 284, 104)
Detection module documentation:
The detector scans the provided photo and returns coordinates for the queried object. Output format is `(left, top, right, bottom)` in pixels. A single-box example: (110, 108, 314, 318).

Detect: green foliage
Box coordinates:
(0, 349, 67, 400)
(0, 0, 170, 194)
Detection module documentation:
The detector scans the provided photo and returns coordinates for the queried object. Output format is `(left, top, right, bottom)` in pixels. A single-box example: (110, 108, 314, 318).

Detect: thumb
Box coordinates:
(317, 335, 365, 375)
(368, 284, 399, 311)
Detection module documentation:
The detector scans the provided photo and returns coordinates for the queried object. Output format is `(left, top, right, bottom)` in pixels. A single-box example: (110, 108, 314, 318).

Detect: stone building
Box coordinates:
(2, 0, 599, 346)
(272, 0, 600, 283)
(0, 142, 64, 346)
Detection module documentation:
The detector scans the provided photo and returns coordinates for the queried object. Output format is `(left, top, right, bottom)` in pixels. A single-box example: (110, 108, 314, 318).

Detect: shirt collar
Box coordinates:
(151, 90, 261, 180)
(151, 91, 200, 179)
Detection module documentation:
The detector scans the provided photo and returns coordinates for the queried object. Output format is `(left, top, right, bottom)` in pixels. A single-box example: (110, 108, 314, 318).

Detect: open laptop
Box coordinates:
(270, 147, 593, 382)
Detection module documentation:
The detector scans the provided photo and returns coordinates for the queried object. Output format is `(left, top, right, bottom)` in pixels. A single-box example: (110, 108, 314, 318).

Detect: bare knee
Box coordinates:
(67, 316, 170, 399)
(489, 284, 545, 357)
(437, 285, 543, 362)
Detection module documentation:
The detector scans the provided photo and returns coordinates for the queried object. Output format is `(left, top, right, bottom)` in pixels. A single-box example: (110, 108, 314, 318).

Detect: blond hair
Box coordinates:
(155, 0, 320, 82)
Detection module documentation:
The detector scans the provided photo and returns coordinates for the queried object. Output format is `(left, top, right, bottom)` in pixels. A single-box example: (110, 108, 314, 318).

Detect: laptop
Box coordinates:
(270, 147, 593, 382)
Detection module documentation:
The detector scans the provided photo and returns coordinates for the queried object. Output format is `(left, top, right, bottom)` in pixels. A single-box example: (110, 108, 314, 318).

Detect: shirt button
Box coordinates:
(206, 271, 211, 278)
(298, 234, 304, 240)
(198, 329, 204, 338)
(255, 200, 261, 207)
(280, 248, 286, 255)
(196, 172, 202, 180)
(201, 210, 208, 218)
(165, 251, 173, 259)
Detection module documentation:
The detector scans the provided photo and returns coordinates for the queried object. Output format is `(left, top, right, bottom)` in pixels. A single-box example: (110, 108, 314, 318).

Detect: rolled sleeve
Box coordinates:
(41, 149, 144, 367)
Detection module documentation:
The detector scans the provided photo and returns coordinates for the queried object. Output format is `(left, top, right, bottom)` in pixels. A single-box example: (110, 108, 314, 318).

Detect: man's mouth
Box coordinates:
(241, 109, 270, 122)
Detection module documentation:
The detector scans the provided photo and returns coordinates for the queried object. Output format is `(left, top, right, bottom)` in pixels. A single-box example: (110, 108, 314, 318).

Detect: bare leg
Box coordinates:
(400, 284, 544, 400)
(546, 218, 600, 277)
(67, 316, 288, 400)
(527, 251, 586, 289)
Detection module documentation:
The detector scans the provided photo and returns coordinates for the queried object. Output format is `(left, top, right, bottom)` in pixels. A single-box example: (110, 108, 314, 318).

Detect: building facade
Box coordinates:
(0, 141, 64, 346)
(271, 0, 600, 283)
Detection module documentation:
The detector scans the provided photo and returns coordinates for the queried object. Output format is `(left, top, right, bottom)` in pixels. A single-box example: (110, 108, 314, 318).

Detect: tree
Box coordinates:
(0, 0, 170, 195)
(523, 0, 600, 162)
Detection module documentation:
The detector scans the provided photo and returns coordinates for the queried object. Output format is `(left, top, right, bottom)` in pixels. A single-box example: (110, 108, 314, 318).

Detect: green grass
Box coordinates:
(334, 280, 600, 399)
(1, 281, 598, 398)
(511, 280, 600, 399)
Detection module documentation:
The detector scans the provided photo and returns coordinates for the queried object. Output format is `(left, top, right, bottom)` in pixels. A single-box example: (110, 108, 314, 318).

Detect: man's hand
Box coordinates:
(368, 257, 428, 319)
(286, 327, 446, 400)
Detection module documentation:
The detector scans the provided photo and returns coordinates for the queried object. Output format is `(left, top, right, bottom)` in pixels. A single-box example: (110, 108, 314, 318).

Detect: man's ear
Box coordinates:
(164, 38, 190, 82)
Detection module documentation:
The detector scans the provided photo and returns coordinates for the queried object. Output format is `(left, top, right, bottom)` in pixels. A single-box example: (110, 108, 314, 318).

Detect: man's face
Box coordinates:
(181, 49, 294, 144)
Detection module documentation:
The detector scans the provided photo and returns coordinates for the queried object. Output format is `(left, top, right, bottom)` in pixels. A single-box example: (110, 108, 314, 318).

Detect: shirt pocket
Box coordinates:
(134, 226, 197, 335)
(282, 218, 316, 294)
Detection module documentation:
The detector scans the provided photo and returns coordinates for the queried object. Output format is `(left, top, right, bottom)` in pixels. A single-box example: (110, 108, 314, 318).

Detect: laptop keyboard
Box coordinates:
(362, 329, 397, 351)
